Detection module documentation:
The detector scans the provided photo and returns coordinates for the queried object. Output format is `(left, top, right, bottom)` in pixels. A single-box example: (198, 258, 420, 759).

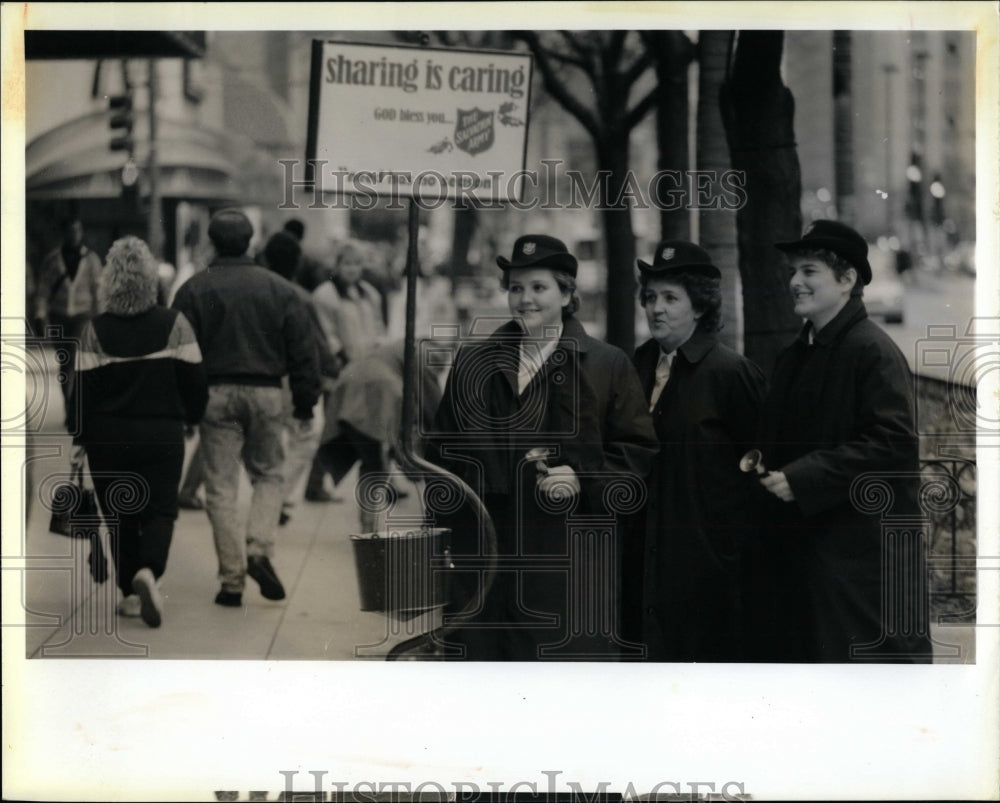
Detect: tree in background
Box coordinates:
(696, 30, 742, 351)
(642, 30, 695, 243)
(720, 30, 803, 376)
(512, 30, 657, 354)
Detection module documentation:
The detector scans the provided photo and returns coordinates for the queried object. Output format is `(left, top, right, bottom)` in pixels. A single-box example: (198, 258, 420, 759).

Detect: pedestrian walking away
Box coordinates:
(68, 236, 208, 628)
(172, 209, 321, 608)
(34, 216, 104, 413)
(261, 230, 343, 526)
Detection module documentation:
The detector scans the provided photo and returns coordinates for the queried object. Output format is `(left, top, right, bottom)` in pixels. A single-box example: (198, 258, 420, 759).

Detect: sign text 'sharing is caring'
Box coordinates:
(307, 41, 533, 202)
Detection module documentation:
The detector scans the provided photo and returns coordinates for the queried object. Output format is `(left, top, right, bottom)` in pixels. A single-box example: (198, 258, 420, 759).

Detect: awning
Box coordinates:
(26, 110, 242, 201)
(25, 31, 207, 60)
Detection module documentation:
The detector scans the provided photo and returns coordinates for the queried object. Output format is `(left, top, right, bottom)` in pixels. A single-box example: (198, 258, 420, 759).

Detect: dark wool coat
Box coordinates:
(632, 331, 766, 661)
(748, 297, 932, 663)
(427, 317, 659, 660)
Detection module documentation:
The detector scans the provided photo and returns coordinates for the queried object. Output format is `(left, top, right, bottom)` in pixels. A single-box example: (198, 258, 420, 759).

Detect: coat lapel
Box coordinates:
(633, 339, 660, 403)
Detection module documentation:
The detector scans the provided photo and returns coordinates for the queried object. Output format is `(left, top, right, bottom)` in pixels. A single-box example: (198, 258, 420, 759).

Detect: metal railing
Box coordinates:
(921, 457, 977, 622)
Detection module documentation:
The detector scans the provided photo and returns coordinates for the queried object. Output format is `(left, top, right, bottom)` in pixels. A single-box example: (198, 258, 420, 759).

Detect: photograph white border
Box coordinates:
(3, 3, 998, 800)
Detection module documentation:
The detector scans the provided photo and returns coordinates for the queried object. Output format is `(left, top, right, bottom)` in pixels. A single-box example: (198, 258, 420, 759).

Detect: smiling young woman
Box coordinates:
(426, 234, 658, 661)
(747, 220, 932, 663)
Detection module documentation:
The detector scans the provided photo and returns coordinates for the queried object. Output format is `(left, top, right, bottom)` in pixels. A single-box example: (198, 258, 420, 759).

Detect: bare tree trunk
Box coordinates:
(696, 31, 741, 352)
(599, 137, 638, 354)
(510, 31, 656, 354)
(648, 31, 694, 241)
(720, 30, 803, 378)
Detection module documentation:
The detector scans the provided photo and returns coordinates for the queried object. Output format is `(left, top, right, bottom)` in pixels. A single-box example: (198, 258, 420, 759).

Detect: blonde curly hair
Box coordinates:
(99, 236, 159, 316)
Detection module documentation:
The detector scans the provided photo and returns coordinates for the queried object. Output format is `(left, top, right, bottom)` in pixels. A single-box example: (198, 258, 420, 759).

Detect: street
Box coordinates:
(878, 269, 979, 382)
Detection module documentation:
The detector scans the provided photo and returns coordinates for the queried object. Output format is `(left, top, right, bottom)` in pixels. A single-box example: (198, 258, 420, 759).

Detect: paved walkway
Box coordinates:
(13, 345, 437, 660)
(20, 433, 437, 660)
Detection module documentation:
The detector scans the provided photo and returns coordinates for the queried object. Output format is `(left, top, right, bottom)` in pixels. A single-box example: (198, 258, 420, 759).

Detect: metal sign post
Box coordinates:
(306, 39, 532, 658)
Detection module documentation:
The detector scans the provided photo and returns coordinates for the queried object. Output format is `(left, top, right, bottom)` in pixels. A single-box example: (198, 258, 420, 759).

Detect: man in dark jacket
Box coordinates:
(749, 220, 932, 663)
(172, 209, 321, 607)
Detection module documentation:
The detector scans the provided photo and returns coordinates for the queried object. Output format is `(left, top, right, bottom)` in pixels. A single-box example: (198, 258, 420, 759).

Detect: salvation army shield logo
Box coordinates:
(454, 108, 495, 156)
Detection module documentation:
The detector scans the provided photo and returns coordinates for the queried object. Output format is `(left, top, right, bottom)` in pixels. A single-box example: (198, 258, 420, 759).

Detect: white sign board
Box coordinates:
(306, 40, 533, 203)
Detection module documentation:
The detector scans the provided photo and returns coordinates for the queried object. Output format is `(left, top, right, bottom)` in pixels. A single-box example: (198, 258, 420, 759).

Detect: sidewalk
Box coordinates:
(19, 432, 436, 661)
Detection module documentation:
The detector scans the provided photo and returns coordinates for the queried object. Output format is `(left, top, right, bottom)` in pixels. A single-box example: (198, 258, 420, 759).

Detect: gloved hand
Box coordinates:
(292, 412, 317, 436)
(537, 464, 581, 501)
(760, 470, 795, 502)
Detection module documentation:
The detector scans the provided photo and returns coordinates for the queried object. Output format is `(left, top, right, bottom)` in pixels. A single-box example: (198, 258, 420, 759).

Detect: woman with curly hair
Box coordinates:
(631, 240, 766, 661)
(69, 236, 207, 628)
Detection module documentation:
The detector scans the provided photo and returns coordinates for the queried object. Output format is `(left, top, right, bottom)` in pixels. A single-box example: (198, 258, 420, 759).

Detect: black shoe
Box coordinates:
(304, 488, 343, 503)
(214, 589, 242, 607)
(279, 507, 291, 527)
(246, 556, 286, 600)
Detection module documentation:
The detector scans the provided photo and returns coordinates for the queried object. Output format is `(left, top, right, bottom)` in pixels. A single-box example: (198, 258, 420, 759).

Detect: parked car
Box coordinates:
(865, 242, 906, 325)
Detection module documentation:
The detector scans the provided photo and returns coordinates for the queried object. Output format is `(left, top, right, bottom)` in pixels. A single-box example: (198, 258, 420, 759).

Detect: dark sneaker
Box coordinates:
(246, 555, 286, 600)
(304, 488, 343, 503)
(214, 589, 243, 607)
(132, 568, 163, 628)
(279, 506, 291, 527)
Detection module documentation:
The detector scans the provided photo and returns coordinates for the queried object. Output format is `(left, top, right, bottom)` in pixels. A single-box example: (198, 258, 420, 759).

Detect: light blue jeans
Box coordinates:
(200, 384, 286, 593)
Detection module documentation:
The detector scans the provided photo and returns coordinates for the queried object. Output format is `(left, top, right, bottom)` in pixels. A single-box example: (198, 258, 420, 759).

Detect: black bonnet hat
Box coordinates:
(774, 219, 872, 285)
(497, 234, 578, 277)
(636, 240, 721, 280)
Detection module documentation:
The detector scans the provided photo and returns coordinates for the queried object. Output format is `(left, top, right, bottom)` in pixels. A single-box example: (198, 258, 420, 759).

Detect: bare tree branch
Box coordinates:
(623, 46, 653, 88)
(625, 86, 658, 130)
(539, 43, 591, 73)
(559, 30, 595, 69)
(607, 30, 627, 67)
(511, 30, 601, 141)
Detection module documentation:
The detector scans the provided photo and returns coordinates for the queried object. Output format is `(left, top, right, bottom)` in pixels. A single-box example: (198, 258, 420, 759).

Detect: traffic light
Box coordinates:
(108, 94, 134, 154)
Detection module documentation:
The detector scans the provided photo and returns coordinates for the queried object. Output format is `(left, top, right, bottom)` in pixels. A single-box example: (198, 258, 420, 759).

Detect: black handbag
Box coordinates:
(49, 464, 98, 537)
(48, 464, 108, 584)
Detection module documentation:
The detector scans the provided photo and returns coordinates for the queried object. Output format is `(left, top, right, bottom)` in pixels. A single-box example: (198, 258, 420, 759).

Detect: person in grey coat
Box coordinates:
(747, 220, 932, 663)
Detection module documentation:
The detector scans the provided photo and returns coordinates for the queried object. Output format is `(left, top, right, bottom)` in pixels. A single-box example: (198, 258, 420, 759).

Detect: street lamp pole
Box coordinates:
(147, 58, 163, 260)
(881, 63, 899, 233)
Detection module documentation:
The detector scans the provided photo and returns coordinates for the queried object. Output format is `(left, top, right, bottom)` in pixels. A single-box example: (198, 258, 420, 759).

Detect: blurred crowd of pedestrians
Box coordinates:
(33, 211, 453, 629)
